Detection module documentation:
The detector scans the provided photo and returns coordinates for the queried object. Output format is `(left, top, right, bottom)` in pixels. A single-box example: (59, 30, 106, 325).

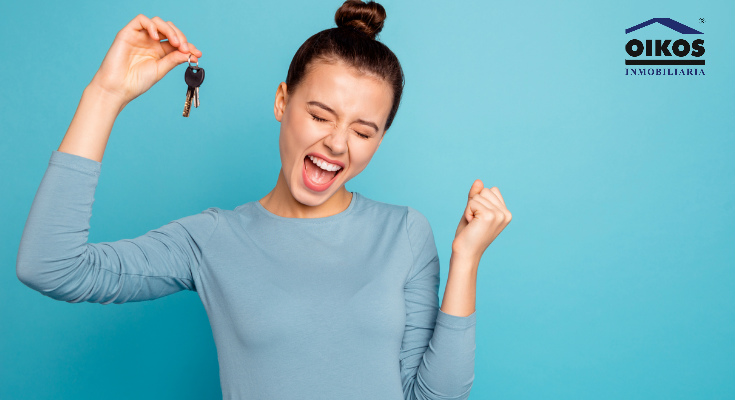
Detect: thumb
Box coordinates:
(156, 51, 189, 81)
(457, 179, 484, 236)
(464, 179, 484, 223)
(467, 179, 484, 200)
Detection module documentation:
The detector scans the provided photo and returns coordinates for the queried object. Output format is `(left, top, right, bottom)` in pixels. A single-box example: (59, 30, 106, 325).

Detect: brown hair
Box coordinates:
(285, 0, 404, 132)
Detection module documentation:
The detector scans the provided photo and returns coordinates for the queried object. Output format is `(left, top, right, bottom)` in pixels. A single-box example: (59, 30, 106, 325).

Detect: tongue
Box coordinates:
(305, 156, 337, 185)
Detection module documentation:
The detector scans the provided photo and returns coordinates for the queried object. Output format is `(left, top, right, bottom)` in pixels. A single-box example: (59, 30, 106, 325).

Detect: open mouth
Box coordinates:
(302, 155, 343, 191)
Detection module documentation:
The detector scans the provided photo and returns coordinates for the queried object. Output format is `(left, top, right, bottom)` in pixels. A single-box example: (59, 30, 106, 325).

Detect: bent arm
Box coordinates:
(400, 207, 476, 400)
(16, 150, 219, 304)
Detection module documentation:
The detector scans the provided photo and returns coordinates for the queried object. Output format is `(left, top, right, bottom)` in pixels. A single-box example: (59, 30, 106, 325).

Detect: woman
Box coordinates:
(17, 1, 512, 399)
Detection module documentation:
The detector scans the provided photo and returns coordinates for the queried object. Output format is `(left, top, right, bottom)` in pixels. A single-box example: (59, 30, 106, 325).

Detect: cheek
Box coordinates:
(285, 113, 323, 142)
(281, 119, 311, 155)
(347, 143, 379, 173)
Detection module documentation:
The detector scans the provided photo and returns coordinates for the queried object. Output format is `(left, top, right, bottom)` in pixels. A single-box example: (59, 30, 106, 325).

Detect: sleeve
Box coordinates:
(16, 150, 220, 305)
(400, 206, 476, 400)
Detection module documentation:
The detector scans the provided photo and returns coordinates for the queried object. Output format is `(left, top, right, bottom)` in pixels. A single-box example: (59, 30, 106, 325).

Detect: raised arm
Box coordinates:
(16, 150, 219, 304)
(399, 207, 476, 400)
(15, 14, 212, 304)
(58, 13, 201, 162)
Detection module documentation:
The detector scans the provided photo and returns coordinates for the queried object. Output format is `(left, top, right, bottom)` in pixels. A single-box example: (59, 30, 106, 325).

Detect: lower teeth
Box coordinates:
(306, 157, 338, 184)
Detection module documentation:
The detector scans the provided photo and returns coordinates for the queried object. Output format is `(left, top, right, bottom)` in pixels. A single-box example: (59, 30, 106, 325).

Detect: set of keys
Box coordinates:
(183, 55, 205, 117)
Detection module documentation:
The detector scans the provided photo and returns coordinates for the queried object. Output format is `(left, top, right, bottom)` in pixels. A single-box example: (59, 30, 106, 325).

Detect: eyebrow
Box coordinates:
(307, 101, 380, 133)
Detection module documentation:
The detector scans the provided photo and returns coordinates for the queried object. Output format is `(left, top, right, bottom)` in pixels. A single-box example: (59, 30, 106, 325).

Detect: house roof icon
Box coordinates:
(625, 18, 703, 34)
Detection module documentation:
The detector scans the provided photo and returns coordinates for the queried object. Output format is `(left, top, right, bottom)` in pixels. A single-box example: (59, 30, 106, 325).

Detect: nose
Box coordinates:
(322, 126, 349, 155)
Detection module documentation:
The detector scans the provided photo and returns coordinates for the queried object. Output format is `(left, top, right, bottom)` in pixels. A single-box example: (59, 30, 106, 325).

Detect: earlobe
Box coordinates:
(274, 82, 288, 122)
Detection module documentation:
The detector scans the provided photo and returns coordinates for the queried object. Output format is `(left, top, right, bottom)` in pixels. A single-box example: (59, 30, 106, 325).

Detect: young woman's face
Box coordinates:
(274, 60, 393, 206)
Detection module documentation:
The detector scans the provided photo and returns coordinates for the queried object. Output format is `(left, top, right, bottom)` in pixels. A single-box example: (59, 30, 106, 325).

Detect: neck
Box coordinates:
(259, 168, 352, 219)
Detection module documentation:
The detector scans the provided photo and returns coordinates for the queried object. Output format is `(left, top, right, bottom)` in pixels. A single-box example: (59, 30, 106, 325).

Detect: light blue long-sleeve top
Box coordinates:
(16, 150, 476, 400)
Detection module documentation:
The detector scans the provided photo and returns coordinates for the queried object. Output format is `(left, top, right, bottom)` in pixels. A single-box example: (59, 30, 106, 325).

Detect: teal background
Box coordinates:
(2, 0, 733, 399)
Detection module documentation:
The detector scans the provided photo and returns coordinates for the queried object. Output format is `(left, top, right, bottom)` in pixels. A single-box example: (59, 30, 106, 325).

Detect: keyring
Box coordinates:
(188, 54, 198, 68)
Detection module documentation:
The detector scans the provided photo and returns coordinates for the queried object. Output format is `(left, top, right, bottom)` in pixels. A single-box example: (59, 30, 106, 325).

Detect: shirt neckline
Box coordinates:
(253, 191, 360, 223)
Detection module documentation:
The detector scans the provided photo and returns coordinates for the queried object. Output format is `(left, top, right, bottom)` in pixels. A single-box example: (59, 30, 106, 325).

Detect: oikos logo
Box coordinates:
(626, 38, 704, 59)
(624, 18, 705, 76)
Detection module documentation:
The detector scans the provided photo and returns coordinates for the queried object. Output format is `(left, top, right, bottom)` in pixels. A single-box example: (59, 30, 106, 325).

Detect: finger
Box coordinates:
(128, 14, 176, 44)
(186, 42, 203, 58)
(456, 207, 468, 233)
(126, 14, 160, 41)
(492, 188, 511, 222)
(125, 14, 150, 31)
(485, 188, 511, 221)
(467, 179, 483, 201)
(465, 194, 492, 220)
(470, 196, 509, 230)
(156, 50, 192, 79)
(490, 187, 506, 207)
(472, 193, 497, 211)
(150, 16, 180, 47)
(158, 40, 199, 63)
(465, 197, 491, 223)
(162, 21, 202, 58)
(165, 20, 190, 53)
(463, 203, 474, 224)
(457, 180, 482, 231)
(476, 192, 512, 223)
(478, 187, 504, 209)
(456, 194, 475, 235)
(145, 20, 159, 41)
(461, 179, 484, 226)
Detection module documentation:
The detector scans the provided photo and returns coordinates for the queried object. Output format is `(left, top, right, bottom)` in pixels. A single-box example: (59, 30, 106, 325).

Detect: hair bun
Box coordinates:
(334, 0, 386, 40)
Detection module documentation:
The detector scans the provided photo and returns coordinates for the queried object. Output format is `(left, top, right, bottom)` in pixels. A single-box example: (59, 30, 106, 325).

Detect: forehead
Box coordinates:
(295, 61, 393, 127)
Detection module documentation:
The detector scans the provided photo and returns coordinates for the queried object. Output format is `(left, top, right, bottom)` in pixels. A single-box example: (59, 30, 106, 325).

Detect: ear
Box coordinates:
(274, 82, 288, 122)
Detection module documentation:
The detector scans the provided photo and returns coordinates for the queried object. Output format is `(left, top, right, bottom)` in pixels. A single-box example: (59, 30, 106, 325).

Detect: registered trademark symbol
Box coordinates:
(699, 18, 705, 23)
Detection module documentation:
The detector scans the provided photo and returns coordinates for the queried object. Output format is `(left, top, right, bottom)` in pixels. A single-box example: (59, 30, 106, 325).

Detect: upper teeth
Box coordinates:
(308, 155, 342, 172)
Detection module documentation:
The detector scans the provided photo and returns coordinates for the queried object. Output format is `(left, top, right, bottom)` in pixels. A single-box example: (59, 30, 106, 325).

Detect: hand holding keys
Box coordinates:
(183, 55, 205, 117)
(87, 15, 203, 109)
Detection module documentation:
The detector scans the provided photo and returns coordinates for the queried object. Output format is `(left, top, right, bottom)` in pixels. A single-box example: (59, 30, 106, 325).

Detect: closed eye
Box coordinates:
(311, 114, 328, 123)
(312, 114, 370, 139)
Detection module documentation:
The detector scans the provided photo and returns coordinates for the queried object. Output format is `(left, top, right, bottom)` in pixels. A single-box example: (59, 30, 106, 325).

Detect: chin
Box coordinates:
(291, 185, 325, 206)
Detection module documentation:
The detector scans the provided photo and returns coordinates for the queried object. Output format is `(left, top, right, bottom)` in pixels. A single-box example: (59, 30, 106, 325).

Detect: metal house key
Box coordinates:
(183, 55, 205, 117)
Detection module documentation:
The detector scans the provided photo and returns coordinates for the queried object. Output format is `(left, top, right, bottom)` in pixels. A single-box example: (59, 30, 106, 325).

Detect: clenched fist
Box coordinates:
(452, 179, 512, 262)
